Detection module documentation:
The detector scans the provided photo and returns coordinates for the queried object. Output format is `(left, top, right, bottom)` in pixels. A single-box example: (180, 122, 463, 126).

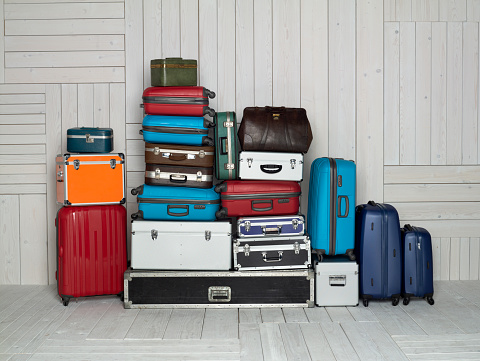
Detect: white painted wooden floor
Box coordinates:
(1, 281, 480, 360)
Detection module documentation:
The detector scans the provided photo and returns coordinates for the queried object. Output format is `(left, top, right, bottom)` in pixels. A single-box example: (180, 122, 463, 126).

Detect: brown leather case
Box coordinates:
(144, 164, 213, 188)
(145, 143, 214, 168)
(238, 106, 313, 154)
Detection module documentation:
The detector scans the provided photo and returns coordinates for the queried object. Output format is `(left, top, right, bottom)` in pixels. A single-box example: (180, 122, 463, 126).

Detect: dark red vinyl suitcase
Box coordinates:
(142, 86, 216, 117)
(214, 180, 301, 218)
(56, 205, 127, 306)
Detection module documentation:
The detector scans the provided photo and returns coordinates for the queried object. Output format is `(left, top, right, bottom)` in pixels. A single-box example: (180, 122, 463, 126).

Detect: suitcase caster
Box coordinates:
(403, 297, 410, 306)
(117, 291, 124, 299)
(62, 297, 70, 307)
(426, 296, 435, 305)
(392, 297, 400, 306)
(363, 299, 369, 307)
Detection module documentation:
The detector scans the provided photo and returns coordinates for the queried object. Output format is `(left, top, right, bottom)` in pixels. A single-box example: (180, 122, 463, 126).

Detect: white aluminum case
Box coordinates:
(238, 151, 303, 181)
(315, 258, 359, 306)
(131, 220, 232, 270)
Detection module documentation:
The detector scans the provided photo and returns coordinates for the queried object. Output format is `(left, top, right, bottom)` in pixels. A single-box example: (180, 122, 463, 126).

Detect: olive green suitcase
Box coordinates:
(150, 58, 197, 87)
(214, 112, 239, 180)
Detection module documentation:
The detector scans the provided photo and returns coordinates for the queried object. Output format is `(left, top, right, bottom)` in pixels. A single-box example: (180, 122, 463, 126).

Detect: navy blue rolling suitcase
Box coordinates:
(355, 201, 402, 307)
(306, 158, 356, 260)
(141, 115, 214, 146)
(401, 224, 435, 305)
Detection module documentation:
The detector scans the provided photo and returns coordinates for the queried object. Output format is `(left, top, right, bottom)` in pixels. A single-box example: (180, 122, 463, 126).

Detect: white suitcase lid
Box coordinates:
(132, 219, 231, 235)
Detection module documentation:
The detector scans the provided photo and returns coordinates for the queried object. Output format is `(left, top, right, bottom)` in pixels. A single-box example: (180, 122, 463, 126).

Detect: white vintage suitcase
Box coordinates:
(315, 256, 359, 306)
(238, 151, 303, 181)
(131, 220, 232, 270)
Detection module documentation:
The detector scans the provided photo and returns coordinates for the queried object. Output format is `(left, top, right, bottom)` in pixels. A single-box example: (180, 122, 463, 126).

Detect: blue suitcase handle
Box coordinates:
(337, 196, 349, 218)
(167, 205, 189, 217)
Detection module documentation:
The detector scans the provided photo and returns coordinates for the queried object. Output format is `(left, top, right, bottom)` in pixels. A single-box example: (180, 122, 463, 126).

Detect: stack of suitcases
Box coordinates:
(55, 128, 127, 306)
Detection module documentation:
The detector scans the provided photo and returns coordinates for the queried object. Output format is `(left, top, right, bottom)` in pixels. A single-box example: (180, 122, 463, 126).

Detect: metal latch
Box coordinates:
(154, 147, 161, 155)
(244, 244, 250, 256)
(329, 275, 346, 287)
(244, 221, 251, 232)
(57, 170, 63, 178)
(208, 286, 231, 302)
(293, 241, 300, 255)
(199, 150, 205, 158)
(196, 171, 202, 182)
(155, 168, 161, 179)
(290, 159, 296, 169)
(205, 230, 211, 241)
(223, 121, 233, 128)
(247, 158, 253, 168)
(73, 159, 80, 170)
(85, 134, 94, 143)
(151, 229, 158, 241)
(110, 159, 116, 169)
(292, 219, 299, 230)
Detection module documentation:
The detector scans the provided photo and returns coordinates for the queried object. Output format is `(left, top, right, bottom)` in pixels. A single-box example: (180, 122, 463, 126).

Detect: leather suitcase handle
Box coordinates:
(168, 153, 187, 161)
(170, 174, 187, 183)
(167, 205, 189, 217)
(251, 199, 273, 212)
(260, 164, 282, 174)
(338, 196, 349, 218)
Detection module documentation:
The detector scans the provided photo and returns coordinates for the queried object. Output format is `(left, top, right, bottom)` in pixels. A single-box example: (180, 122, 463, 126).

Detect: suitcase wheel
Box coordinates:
(427, 297, 435, 305)
(62, 297, 70, 307)
(403, 297, 410, 306)
(392, 297, 400, 306)
(363, 299, 369, 307)
(117, 291, 124, 299)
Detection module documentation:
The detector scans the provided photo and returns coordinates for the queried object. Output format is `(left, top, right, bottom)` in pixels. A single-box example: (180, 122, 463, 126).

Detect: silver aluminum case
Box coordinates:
(131, 220, 232, 270)
(124, 269, 315, 309)
(234, 235, 311, 271)
(315, 259, 359, 306)
(238, 151, 304, 181)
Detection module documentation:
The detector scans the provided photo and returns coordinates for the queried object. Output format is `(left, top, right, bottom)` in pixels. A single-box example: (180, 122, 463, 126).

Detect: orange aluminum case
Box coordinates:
(56, 153, 125, 206)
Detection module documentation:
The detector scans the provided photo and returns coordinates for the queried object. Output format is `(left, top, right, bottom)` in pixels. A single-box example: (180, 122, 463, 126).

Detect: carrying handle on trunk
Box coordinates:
(251, 200, 273, 212)
(260, 164, 282, 174)
(170, 174, 187, 183)
(168, 153, 187, 161)
(167, 205, 189, 217)
(367, 200, 377, 206)
(262, 251, 283, 263)
(338, 196, 349, 218)
(219, 137, 228, 155)
(265, 106, 286, 114)
(404, 224, 414, 232)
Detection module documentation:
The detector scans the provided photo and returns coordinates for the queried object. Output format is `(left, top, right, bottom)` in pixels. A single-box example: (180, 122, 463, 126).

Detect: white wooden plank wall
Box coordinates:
(0, 0, 480, 284)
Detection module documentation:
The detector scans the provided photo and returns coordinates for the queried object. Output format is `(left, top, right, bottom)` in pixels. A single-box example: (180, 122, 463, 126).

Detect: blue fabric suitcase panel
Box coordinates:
(141, 115, 213, 146)
(401, 225, 434, 300)
(355, 202, 402, 301)
(306, 158, 355, 259)
(131, 184, 220, 221)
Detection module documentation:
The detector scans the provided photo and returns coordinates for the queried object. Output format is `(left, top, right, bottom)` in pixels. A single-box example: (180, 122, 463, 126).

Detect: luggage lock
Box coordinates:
(154, 147, 161, 155)
(329, 275, 346, 287)
(205, 230, 211, 241)
(155, 168, 161, 179)
(73, 160, 80, 170)
(85, 134, 94, 143)
(208, 286, 231, 302)
(151, 229, 158, 241)
(199, 150, 205, 158)
(290, 159, 296, 169)
(247, 158, 253, 168)
(292, 219, 299, 229)
(196, 171, 203, 182)
(110, 159, 116, 169)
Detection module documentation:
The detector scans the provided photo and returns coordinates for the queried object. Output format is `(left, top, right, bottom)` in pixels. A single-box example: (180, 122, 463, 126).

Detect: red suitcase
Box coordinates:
(56, 205, 127, 306)
(142, 86, 216, 117)
(214, 180, 301, 218)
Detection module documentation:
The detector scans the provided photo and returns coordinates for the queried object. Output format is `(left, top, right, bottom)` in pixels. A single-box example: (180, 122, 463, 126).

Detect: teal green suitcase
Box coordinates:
(214, 112, 240, 180)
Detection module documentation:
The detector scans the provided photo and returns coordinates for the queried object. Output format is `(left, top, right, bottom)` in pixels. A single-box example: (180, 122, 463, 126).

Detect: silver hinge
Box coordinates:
(244, 221, 251, 232)
(244, 244, 250, 256)
(110, 159, 116, 169)
(155, 168, 161, 179)
(290, 159, 296, 169)
(151, 229, 158, 241)
(292, 218, 299, 230)
(73, 159, 80, 170)
(247, 158, 253, 168)
(205, 230, 211, 241)
(294, 241, 300, 255)
(85, 134, 94, 143)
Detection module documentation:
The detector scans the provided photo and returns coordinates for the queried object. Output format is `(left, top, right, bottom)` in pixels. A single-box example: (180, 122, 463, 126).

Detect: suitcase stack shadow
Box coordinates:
(55, 127, 127, 306)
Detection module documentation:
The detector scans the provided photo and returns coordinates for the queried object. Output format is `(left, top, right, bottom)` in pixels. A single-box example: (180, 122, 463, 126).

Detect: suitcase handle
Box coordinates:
(260, 164, 282, 174)
(167, 205, 189, 217)
(170, 174, 187, 183)
(262, 251, 283, 263)
(404, 224, 414, 232)
(367, 200, 377, 206)
(219, 137, 228, 155)
(337, 196, 349, 218)
(251, 200, 273, 212)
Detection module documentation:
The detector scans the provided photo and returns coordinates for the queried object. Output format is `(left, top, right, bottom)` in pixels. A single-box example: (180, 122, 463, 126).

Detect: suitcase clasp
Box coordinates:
(196, 171, 203, 182)
(244, 221, 251, 232)
(110, 159, 116, 169)
(85, 134, 94, 143)
(293, 241, 300, 255)
(243, 244, 250, 256)
(73, 159, 80, 170)
(247, 158, 253, 168)
(290, 159, 296, 169)
(198, 150, 205, 158)
(151, 229, 158, 241)
(155, 168, 161, 179)
(154, 147, 161, 155)
(205, 230, 211, 241)
(292, 218, 299, 229)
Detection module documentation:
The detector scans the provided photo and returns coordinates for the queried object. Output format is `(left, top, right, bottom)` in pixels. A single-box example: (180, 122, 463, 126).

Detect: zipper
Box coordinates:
(221, 192, 301, 200)
(143, 96, 208, 105)
(328, 158, 337, 256)
(138, 198, 220, 205)
(414, 226, 422, 295)
(377, 203, 388, 297)
(142, 126, 208, 135)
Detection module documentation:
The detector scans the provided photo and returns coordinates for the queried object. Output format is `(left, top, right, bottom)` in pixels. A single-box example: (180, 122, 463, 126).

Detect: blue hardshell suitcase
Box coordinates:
(355, 201, 402, 307)
(401, 224, 435, 305)
(67, 127, 113, 153)
(131, 184, 219, 221)
(306, 158, 356, 260)
(141, 115, 214, 146)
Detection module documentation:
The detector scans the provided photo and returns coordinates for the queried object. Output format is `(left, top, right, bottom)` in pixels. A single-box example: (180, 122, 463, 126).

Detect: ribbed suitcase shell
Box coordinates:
(401, 225, 434, 305)
(144, 143, 214, 168)
(238, 151, 303, 181)
(144, 164, 213, 188)
(150, 58, 197, 87)
(214, 111, 239, 180)
(67, 127, 113, 153)
(355, 202, 402, 306)
(56, 153, 125, 206)
(307, 158, 356, 259)
(56, 205, 127, 306)
(141, 115, 213, 146)
(131, 184, 220, 221)
(142, 86, 215, 117)
(215, 180, 301, 219)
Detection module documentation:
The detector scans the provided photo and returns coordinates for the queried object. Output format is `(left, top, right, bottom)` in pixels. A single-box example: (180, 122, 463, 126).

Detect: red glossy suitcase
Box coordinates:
(214, 180, 301, 218)
(142, 86, 216, 117)
(56, 205, 127, 306)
